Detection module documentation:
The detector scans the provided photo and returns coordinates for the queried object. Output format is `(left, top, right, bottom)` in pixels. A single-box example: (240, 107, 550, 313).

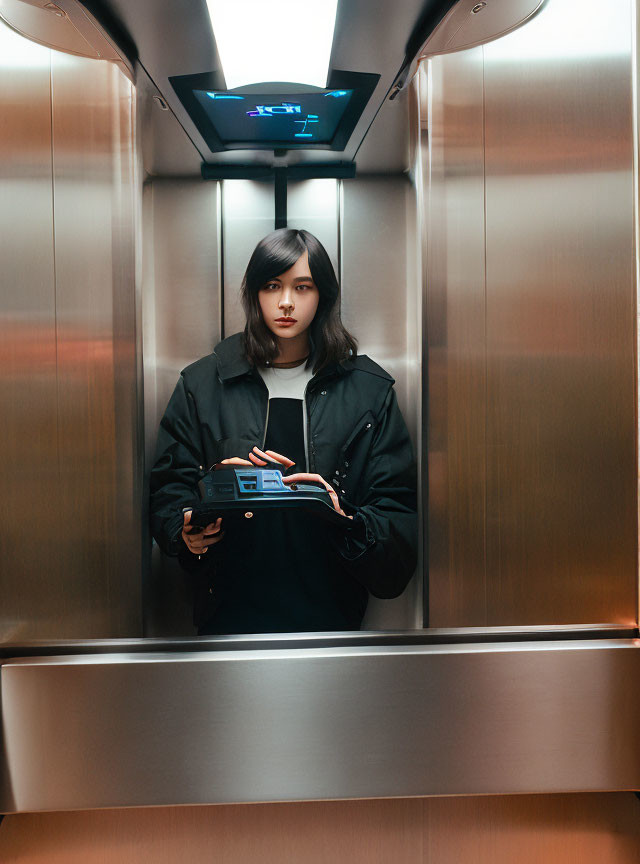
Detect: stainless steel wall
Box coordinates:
(340, 177, 422, 628)
(3, 636, 639, 812)
(0, 21, 141, 640)
(422, 0, 638, 627)
(2, 791, 640, 862)
(142, 177, 221, 635)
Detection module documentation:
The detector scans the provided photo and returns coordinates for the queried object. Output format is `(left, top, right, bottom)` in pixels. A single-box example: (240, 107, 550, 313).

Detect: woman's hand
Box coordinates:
(247, 446, 295, 470)
(182, 510, 224, 556)
(282, 472, 353, 518)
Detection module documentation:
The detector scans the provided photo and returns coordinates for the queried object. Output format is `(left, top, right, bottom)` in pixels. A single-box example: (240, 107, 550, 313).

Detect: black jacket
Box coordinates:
(149, 332, 417, 632)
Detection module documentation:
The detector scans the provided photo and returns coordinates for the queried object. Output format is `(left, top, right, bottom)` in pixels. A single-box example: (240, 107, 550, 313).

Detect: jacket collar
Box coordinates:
(214, 331, 354, 383)
(214, 333, 252, 381)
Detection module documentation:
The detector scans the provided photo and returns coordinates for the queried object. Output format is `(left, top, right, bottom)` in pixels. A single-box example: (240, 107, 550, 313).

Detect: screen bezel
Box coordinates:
(169, 69, 380, 152)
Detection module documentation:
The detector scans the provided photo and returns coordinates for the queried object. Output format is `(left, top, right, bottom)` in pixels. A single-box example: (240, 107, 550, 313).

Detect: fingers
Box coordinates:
(182, 517, 224, 554)
(283, 472, 329, 487)
(251, 446, 295, 468)
(283, 472, 347, 516)
(217, 450, 296, 470)
(183, 508, 202, 536)
(183, 508, 205, 538)
(248, 451, 268, 466)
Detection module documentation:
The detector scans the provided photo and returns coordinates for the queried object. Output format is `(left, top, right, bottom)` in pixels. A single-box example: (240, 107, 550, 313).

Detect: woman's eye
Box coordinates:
(296, 284, 314, 291)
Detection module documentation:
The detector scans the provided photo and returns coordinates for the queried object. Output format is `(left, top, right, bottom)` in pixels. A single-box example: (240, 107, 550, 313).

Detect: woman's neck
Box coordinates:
(274, 333, 310, 365)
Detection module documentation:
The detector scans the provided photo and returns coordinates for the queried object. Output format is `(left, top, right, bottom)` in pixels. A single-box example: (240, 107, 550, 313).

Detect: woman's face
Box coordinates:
(258, 250, 320, 342)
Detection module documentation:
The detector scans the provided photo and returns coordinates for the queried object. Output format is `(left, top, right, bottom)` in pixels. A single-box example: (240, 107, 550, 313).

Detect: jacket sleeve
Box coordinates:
(329, 386, 418, 599)
(149, 376, 206, 557)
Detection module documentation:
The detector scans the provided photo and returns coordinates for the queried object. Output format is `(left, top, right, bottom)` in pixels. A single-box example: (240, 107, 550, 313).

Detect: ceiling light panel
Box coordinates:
(205, 0, 339, 89)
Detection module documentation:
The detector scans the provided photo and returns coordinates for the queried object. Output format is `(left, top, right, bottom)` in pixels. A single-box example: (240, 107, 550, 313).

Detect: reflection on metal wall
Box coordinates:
(142, 178, 221, 636)
(222, 177, 421, 629)
(423, 0, 637, 626)
(145, 176, 420, 632)
(340, 178, 422, 629)
(0, 21, 141, 640)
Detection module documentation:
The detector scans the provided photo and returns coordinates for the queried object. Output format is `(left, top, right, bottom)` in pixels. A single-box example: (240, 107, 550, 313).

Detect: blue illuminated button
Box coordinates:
(206, 92, 244, 100)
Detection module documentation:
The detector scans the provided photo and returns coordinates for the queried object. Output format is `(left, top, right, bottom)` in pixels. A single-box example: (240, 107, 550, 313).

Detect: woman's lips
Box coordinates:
(275, 318, 297, 326)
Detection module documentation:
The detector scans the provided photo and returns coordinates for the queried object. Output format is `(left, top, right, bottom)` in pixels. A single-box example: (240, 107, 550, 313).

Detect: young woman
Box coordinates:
(150, 228, 417, 635)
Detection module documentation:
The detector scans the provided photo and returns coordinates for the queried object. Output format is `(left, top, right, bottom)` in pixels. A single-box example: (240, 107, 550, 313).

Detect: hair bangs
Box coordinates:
(245, 231, 308, 294)
(241, 228, 357, 373)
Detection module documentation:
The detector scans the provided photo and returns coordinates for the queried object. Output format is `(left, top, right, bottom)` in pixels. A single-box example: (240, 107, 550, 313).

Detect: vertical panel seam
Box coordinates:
(632, 0, 640, 627)
(49, 51, 61, 482)
(482, 46, 489, 626)
(424, 61, 433, 628)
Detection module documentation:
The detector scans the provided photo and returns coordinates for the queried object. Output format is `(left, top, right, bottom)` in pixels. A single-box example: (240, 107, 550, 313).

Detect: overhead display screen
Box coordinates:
(192, 88, 354, 145)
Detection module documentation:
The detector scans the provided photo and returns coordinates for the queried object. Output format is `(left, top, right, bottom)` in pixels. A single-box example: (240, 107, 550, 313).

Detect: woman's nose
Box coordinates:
(279, 292, 294, 310)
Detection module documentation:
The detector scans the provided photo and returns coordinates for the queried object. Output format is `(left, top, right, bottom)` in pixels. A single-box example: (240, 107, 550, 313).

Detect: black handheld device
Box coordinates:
(189, 467, 347, 528)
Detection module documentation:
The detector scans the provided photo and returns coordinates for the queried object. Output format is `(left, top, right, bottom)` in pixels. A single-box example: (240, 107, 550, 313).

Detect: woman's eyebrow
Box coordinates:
(293, 276, 314, 283)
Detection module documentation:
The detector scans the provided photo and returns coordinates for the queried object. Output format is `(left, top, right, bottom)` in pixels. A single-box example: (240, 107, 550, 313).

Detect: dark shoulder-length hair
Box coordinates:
(241, 228, 357, 373)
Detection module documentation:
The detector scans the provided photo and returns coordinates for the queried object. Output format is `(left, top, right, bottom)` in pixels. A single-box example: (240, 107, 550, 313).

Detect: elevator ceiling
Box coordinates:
(83, 0, 453, 175)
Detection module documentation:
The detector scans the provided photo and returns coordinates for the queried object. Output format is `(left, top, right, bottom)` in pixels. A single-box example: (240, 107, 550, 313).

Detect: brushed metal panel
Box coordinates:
(423, 49, 487, 627)
(0, 28, 142, 640)
(341, 178, 411, 393)
(421, 0, 638, 627)
(144, 179, 220, 416)
(287, 179, 339, 274)
(340, 177, 421, 629)
(0, 798, 425, 864)
(0, 623, 634, 657)
(483, 0, 637, 624)
(142, 178, 220, 637)
(2, 640, 639, 812)
(50, 51, 141, 638)
(222, 179, 274, 337)
(424, 792, 640, 864)
(2, 793, 640, 864)
(0, 23, 57, 642)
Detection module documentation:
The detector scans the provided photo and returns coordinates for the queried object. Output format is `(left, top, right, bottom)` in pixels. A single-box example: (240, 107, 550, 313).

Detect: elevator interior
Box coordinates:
(1, 0, 639, 828)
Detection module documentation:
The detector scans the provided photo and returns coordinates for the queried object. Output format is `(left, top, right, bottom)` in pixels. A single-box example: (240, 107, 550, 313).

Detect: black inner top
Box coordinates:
(263, 397, 306, 471)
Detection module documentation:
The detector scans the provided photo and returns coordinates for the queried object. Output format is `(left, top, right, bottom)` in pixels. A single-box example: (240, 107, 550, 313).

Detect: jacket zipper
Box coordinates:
(261, 398, 270, 449)
(304, 379, 314, 472)
(256, 367, 335, 470)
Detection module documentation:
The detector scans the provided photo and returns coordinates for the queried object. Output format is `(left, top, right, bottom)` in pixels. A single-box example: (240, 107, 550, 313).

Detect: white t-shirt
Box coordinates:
(258, 362, 314, 470)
